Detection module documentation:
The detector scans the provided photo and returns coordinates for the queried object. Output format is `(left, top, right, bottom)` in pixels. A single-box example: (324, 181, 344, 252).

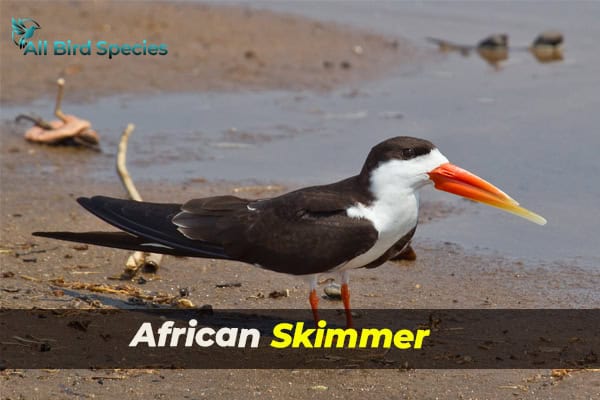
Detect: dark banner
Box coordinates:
(1, 309, 598, 369)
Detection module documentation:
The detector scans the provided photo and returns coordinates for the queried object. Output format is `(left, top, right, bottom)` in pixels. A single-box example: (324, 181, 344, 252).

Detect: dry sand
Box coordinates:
(1, 0, 408, 104)
(1, 1, 598, 399)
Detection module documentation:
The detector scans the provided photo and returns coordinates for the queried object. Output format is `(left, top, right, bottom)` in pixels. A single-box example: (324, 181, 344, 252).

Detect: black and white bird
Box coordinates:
(35, 137, 546, 327)
(530, 31, 564, 63)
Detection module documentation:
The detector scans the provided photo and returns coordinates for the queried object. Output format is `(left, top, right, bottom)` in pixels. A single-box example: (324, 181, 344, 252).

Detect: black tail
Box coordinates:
(33, 196, 231, 259)
(33, 231, 207, 257)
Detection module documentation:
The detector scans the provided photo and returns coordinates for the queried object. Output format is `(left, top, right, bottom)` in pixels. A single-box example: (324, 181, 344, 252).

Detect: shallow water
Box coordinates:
(247, 3, 600, 270)
(3, 2, 599, 271)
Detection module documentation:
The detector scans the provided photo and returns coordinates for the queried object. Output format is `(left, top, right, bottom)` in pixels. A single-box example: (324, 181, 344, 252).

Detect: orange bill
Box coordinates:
(428, 163, 547, 225)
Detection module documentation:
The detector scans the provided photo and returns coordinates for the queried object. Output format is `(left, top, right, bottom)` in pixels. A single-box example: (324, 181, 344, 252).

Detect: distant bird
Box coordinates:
(477, 34, 509, 68)
(35, 137, 546, 328)
(11, 18, 41, 49)
(532, 31, 563, 48)
(530, 31, 564, 63)
(477, 34, 509, 50)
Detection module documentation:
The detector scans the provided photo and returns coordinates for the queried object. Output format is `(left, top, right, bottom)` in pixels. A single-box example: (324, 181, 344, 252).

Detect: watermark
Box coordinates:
(10, 17, 168, 59)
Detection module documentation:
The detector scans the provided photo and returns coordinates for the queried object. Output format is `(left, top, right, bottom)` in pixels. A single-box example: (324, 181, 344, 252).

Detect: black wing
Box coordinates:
(173, 177, 378, 275)
(35, 176, 378, 275)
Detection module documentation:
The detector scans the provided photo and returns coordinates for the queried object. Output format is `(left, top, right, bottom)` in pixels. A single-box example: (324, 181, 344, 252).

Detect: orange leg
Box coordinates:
(341, 283, 353, 329)
(309, 289, 320, 326)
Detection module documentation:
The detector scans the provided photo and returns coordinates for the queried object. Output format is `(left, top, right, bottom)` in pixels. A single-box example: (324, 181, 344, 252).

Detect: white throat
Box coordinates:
(340, 149, 449, 270)
(369, 148, 450, 196)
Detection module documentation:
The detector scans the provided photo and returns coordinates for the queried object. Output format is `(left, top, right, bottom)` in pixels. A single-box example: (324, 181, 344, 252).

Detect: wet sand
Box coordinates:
(1, 1, 598, 399)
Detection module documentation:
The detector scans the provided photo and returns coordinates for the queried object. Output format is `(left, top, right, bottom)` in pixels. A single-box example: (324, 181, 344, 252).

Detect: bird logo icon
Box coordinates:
(11, 17, 41, 49)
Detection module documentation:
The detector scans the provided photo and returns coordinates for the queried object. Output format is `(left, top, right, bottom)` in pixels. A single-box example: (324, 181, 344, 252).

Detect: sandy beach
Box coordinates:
(1, 1, 598, 399)
(1, 0, 408, 104)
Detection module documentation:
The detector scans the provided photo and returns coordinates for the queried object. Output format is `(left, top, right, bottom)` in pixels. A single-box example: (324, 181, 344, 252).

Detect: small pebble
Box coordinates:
(176, 298, 195, 308)
(324, 283, 341, 299)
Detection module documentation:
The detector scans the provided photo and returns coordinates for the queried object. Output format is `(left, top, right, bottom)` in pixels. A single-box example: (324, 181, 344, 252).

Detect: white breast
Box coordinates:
(337, 193, 418, 271)
(335, 149, 449, 271)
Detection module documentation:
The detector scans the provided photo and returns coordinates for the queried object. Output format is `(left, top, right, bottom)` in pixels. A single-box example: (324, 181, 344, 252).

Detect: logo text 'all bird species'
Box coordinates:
(10, 17, 169, 59)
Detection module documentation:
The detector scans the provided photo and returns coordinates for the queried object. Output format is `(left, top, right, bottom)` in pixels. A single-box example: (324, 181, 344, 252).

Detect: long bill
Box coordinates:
(428, 163, 547, 225)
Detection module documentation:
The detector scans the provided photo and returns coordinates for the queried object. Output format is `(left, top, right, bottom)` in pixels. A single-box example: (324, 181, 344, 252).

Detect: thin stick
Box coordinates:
(116, 124, 163, 274)
(54, 78, 67, 123)
(117, 124, 142, 201)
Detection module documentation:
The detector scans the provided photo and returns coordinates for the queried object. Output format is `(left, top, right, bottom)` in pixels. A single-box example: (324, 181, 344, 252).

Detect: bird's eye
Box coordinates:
(402, 148, 415, 158)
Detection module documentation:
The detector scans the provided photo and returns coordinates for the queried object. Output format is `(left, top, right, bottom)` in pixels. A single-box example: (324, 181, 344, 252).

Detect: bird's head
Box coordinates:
(24, 19, 41, 33)
(362, 136, 546, 225)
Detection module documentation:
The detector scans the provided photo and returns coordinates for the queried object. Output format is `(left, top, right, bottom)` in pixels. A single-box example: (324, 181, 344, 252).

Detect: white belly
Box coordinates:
(336, 193, 419, 271)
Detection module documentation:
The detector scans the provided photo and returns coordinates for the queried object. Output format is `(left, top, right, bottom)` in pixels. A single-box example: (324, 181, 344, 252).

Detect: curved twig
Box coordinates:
(117, 124, 142, 201)
(116, 124, 163, 276)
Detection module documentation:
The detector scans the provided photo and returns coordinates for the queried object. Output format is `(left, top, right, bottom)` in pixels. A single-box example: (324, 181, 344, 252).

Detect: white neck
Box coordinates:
(340, 149, 448, 270)
(358, 148, 448, 230)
